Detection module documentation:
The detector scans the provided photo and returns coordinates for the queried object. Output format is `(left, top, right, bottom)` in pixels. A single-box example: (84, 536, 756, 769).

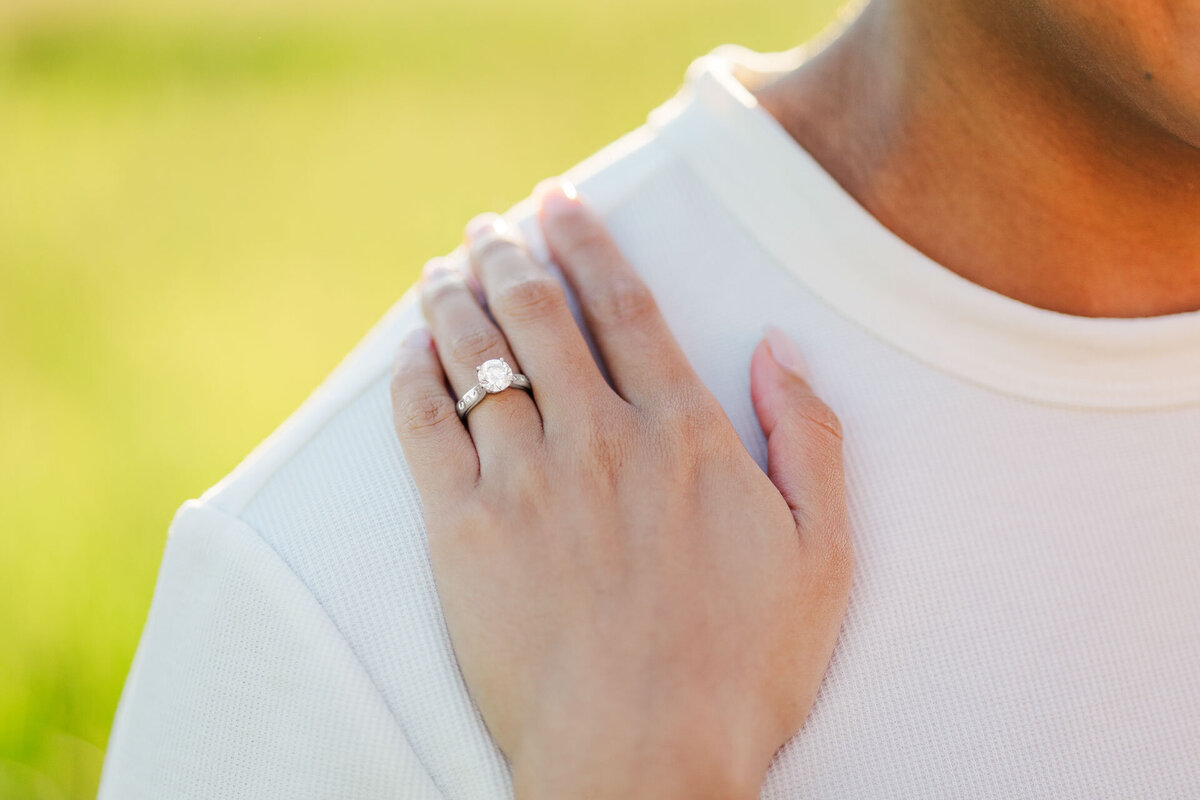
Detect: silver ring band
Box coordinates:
(456, 358, 533, 421)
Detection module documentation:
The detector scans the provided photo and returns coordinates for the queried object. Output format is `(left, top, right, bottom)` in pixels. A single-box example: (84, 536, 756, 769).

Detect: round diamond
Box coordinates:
(477, 358, 514, 393)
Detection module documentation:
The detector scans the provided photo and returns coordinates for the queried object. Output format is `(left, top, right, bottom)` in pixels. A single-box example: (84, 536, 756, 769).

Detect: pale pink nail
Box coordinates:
(421, 257, 454, 281)
(466, 212, 505, 241)
(402, 327, 432, 350)
(764, 324, 807, 378)
(536, 178, 579, 218)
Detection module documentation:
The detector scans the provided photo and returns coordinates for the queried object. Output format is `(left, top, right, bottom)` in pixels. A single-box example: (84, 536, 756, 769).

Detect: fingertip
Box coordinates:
(421, 256, 453, 283)
(465, 212, 503, 240)
(754, 328, 844, 450)
(751, 334, 795, 387)
(750, 337, 788, 436)
(763, 324, 809, 379)
(534, 176, 583, 221)
(749, 336, 775, 387)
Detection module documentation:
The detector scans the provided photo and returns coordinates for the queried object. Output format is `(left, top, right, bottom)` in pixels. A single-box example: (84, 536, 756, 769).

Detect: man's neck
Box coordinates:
(755, 1, 1200, 318)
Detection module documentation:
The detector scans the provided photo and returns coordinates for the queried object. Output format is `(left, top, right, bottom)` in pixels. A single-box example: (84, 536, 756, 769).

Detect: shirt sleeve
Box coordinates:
(98, 500, 445, 800)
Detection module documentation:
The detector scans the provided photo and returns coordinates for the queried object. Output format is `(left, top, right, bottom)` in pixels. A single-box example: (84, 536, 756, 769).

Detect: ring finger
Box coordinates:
(419, 257, 542, 464)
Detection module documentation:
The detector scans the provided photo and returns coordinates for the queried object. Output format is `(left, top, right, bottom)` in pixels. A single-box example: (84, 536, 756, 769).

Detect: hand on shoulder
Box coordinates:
(390, 179, 854, 800)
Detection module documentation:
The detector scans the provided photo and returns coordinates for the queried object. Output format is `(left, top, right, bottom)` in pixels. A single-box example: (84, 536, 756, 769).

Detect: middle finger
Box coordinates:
(464, 213, 612, 423)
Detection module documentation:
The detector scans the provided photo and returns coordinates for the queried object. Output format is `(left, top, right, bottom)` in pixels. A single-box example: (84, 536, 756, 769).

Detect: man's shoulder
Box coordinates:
(201, 119, 679, 525)
(193, 42, 788, 527)
(156, 115, 696, 798)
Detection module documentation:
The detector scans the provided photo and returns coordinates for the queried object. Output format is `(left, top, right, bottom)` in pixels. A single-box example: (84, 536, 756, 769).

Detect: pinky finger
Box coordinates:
(390, 327, 479, 502)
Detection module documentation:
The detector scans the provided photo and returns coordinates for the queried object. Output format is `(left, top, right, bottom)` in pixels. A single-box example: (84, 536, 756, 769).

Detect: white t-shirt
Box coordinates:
(100, 45, 1200, 799)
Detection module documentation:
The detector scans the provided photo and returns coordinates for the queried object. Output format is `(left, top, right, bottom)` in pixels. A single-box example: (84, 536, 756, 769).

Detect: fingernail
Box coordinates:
(421, 256, 454, 282)
(466, 212, 506, 241)
(764, 324, 806, 377)
(402, 327, 432, 350)
(535, 177, 579, 218)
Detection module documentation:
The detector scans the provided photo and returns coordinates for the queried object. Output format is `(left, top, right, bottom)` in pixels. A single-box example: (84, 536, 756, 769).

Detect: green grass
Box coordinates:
(0, 1, 842, 796)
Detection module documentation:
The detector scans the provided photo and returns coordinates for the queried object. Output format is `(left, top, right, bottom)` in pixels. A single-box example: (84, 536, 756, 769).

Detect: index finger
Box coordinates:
(534, 179, 697, 408)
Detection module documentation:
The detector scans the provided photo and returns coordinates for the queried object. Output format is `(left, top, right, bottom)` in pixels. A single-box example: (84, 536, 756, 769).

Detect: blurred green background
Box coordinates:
(0, 0, 842, 796)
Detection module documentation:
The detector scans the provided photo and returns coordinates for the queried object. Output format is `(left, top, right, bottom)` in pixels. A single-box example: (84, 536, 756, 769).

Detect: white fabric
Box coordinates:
(101, 45, 1200, 799)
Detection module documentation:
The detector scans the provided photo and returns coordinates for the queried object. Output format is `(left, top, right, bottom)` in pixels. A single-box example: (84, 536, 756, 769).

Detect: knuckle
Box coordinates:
(593, 280, 658, 329)
(429, 503, 487, 554)
(472, 470, 544, 530)
(797, 397, 844, 442)
(573, 403, 634, 481)
(585, 423, 629, 479)
(678, 392, 725, 433)
(643, 411, 702, 468)
(394, 385, 455, 436)
(493, 274, 565, 322)
(447, 325, 505, 365)
(509, 460, 550, 502)
(459, 499, 497, 534)
(657, 392, 724, 444)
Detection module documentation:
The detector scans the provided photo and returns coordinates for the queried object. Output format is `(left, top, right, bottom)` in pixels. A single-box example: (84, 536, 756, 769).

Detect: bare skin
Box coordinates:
(756, 0, 1200, 318)
(391, 183, 854, 800)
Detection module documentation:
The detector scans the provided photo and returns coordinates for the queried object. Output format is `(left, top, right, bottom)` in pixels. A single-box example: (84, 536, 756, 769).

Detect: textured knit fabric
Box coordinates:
(100, 45, 1200, 799)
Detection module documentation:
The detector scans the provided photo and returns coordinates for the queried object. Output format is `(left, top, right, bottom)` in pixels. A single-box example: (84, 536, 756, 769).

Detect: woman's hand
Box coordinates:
(390, 180, 854, 800)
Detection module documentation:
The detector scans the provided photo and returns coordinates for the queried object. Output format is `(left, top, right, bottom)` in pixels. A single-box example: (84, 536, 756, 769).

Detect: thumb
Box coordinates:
(750, 326, 852, 557)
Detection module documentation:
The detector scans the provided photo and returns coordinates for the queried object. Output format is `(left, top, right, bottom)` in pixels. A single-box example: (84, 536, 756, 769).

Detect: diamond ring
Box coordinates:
(456, 358, 533, 421)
